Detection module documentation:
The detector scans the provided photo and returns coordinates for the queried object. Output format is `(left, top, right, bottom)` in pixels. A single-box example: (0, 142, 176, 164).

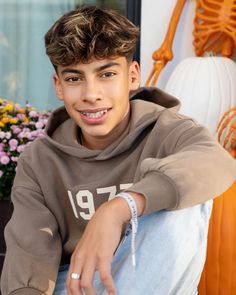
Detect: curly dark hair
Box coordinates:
(45, 6, 139, 68)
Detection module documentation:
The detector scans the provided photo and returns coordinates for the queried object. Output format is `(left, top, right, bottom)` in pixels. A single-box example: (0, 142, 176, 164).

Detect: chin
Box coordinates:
(89, 130, 111, 138)
(84, 127, 112, 137)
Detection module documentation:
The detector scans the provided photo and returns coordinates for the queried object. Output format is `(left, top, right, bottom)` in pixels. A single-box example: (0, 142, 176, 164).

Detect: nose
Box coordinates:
(82, 78, 102, 104)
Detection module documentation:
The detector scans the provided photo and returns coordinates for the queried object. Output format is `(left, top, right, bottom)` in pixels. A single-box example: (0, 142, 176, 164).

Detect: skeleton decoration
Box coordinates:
(145, 0, 186, 86)
(146, 0, 236, 157)
(217, 106, 236, 158)
(146, 0, 236, 86)
(193, 0, 236, 57)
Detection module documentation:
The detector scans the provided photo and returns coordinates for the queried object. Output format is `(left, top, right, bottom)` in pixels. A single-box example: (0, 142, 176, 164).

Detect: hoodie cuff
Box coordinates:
(127, 171, 179, 215)
(10, 288, 43, 295)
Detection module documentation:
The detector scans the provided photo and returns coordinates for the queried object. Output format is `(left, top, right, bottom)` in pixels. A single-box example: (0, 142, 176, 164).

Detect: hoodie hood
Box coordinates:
(43, 87, 180, 160)
(130, 87, 180, 108)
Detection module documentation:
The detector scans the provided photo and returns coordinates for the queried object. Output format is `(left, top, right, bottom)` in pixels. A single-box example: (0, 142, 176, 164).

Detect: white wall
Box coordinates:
(140, 0, 196, 88)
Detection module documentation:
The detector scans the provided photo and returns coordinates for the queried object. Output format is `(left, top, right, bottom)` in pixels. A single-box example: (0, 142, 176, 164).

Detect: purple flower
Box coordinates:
(42, 119, 48, 125)
(18, 132, 24, 139)
(30, 130, 38, 137)
(18, 131, 32, 140)
(11, 156, 18, 162)
(25, 132, 32, 139)
(0, 99, 51, 199)
(9, 138, 18, 147)
(29, 110, 37, 117)
(17, 113, 26, 121)
(5, 132, 11, 139)
(0, 155, 10, 165)
(11, 126, 21, 134)
(0, 132, 5, 139)
(22, 127, 30, 133)
(17, 145, 26, 153)
(14, 103, 21, 111)
(9, 138, 18, 151)
(35, 121, 44, 129)
(0, 151, 6, 157)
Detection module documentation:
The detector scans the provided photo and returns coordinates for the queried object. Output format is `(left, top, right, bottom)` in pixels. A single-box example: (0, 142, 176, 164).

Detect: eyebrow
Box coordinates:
(60, 62, 121, 75)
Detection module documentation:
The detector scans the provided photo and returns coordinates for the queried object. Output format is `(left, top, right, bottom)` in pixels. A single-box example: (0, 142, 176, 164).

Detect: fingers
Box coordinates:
(66, 252, 83, 295)
(66, 257, 116, 295)
(65, 201, 123, 295)
(67, 254, 96, 295)
(66, 268, 82, 295)
(98, 261, 116, 295)
(67, 270, 96, 295)
(80, 260, 96, 295)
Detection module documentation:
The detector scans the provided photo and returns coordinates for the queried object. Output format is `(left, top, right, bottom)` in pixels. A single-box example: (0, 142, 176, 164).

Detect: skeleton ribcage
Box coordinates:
(193, 0, 236, 57)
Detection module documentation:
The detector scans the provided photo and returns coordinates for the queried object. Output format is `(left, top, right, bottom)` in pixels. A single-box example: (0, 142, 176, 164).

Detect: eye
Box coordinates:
(101, 72, 116, 78)
(65, 76, 82, 82)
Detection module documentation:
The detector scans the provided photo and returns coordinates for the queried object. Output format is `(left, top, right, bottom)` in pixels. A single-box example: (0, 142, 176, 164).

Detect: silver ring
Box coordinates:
(70, 272, 81, 280)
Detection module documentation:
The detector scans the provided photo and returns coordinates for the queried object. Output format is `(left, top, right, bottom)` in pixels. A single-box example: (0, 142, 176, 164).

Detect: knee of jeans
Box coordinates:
(196, 200, 213, 242)
(140, 202, 212, 241)
(200, 200, 213, 222)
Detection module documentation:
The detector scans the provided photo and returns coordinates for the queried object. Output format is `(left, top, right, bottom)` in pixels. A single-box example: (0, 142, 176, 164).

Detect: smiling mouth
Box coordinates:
(80, 109, 110, 119)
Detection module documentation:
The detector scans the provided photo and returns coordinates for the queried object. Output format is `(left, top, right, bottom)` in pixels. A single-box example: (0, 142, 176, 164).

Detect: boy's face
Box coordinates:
(53, 57, 140, 149)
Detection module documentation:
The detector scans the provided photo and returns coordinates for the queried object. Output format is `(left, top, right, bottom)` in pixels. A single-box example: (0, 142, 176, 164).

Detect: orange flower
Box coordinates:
(1, 117, 9, 124)
(18, 108, 26, 113)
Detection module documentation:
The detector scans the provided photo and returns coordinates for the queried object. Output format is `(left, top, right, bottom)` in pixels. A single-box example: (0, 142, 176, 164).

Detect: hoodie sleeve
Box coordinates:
(1, 157, 62, 295)
(127, 116, 236, 215)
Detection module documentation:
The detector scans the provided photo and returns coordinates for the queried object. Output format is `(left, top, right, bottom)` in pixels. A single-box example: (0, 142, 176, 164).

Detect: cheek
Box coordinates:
(63, 88, 80, 104)
(116, 95, 130, 115)
(110, 74, 129, 90)
(104, 81, 120, 93)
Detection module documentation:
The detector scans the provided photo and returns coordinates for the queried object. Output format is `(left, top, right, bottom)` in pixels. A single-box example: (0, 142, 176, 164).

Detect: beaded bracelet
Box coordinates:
(116, 192, 138, 266)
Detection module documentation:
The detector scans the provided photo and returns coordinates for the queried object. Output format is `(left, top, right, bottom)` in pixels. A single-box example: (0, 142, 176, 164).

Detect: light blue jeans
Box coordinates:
(54, 201, 212, 295)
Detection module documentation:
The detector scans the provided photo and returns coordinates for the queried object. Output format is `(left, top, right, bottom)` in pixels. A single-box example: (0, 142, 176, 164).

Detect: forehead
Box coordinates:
(57, 56, 129, 75)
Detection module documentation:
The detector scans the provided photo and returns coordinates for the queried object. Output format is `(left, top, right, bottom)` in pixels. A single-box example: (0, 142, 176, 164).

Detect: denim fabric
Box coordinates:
(54, 200, 212, 295)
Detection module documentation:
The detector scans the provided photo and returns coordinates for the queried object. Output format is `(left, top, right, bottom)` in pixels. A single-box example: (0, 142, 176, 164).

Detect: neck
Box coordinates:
(80, 111, 130, 150)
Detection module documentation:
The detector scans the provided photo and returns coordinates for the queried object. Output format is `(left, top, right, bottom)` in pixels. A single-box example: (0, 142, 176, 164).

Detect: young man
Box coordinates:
(1, 6, 235, 295)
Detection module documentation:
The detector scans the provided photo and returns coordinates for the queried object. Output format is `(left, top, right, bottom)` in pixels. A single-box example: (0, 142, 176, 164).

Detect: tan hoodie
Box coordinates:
(1, 87, 235, 295)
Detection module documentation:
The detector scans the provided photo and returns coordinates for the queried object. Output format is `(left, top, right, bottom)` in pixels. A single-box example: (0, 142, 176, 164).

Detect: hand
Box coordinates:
(66, 192, 146, 295)
(66, 198, 129, 295)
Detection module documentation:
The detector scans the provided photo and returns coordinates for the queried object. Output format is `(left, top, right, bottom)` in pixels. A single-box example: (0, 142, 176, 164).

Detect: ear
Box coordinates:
(129, 61, 140, 91)
(53, 74, 64, 100)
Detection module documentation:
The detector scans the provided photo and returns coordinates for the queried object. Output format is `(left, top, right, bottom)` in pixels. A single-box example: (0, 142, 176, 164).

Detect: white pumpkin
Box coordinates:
(165, 57, 236, 135)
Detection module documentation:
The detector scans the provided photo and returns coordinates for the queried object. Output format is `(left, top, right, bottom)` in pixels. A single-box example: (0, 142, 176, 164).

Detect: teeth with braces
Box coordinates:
(81, 109, 108, 119)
